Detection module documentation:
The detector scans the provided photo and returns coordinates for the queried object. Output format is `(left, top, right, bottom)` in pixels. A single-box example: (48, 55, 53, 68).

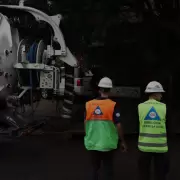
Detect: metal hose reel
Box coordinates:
(9, 39, 47, 109)
(17, 39, 46, 88)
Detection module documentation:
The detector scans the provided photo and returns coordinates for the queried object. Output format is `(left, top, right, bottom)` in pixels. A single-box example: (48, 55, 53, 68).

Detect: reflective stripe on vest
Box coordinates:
(138, 142, 167, 147)
(138, 99, 168, 153)
(139, 133, 167, 138)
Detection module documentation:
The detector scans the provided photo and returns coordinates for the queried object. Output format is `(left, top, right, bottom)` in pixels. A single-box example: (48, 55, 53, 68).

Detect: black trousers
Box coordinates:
(138, 151, 169, 180)
(88, 150, 115, 180)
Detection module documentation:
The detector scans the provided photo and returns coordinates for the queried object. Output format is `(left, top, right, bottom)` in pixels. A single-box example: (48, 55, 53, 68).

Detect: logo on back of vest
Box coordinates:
(144, 106, 160, 120)
(93, 106, 103, 115)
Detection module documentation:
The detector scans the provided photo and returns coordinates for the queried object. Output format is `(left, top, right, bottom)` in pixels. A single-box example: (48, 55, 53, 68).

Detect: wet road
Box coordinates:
(0, 135, 179, 180)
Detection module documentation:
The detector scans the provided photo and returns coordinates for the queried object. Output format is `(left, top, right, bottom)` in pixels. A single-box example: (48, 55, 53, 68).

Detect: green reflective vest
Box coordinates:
(138, 99, 168, 153)
(84, 99, 119, 151)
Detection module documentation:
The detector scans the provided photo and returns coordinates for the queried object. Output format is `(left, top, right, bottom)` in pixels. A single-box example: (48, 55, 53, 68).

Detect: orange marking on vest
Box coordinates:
(85, 99, 116, 121)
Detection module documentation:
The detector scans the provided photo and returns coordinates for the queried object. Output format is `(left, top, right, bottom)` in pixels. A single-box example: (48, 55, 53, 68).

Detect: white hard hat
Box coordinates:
(98, 77, 113, 88)
(145, 81, 165, 93)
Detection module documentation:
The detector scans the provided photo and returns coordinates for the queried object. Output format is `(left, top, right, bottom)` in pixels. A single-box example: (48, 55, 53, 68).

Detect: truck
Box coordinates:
(0, 2, 81, 124)
(0, 1, 146, 134)
(1, 0, 176, 134)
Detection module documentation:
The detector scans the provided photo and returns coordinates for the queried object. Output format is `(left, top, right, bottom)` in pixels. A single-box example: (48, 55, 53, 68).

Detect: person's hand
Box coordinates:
(120, 141, 128, 152)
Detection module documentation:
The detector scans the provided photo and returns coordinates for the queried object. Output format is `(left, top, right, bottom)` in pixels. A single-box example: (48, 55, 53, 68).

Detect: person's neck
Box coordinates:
(149, 96, 157, 101)
(100, 93, 108, 98)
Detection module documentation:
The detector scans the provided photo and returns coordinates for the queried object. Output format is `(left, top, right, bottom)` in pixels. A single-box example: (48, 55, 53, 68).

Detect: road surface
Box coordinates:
(0, 134, 179, 180)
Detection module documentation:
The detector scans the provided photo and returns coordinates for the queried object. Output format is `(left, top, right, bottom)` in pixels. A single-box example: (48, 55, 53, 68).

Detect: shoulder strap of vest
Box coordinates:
(86, 99, 116, 108)
(138, 101, 166, 113)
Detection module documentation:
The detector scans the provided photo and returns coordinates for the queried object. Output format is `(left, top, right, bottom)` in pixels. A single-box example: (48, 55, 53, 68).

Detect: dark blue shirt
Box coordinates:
(85, 97, 121, 124)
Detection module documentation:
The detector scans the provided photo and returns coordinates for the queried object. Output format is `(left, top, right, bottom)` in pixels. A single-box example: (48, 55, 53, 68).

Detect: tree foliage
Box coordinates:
(1, 0, 180, 71)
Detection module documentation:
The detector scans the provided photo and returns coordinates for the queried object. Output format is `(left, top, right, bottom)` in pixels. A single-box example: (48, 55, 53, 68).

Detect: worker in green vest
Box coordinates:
(138, 81, 169, 180)
(84, 77, 127, 180)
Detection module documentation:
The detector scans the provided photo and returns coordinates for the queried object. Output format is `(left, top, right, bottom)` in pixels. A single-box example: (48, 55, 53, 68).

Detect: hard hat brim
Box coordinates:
(145, 89, 165, 93)
(98, 85, 113, 88)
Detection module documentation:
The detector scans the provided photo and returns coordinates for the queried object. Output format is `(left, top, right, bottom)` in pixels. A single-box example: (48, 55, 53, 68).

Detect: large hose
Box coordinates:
(18, 41, 39, 87)
(26, 42, 39, 87)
